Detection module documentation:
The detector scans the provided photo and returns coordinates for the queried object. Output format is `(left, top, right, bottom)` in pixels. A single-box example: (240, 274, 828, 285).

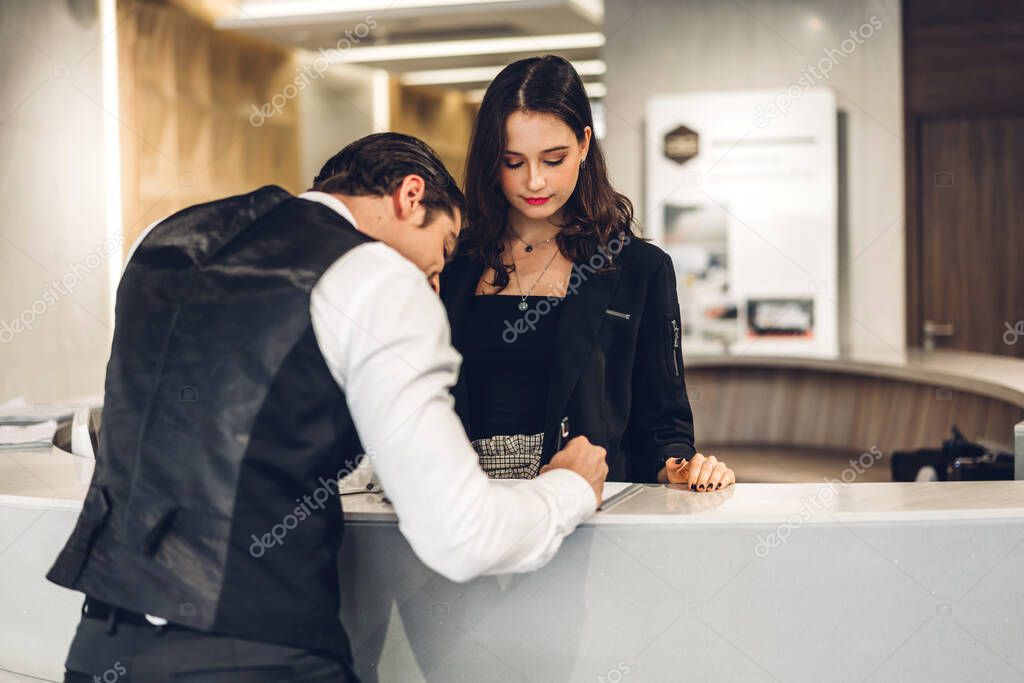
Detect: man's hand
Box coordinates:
(664, 452, 735, 491)
(539, 436, 608, 506)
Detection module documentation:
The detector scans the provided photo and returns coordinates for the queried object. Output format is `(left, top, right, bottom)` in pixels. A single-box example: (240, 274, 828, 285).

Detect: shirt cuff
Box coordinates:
(534, 468, 599, 528)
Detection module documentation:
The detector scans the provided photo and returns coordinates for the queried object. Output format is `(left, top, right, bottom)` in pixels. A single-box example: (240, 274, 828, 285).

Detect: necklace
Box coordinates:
(509, 226, 556, 253)
(511, 247, 560, 311)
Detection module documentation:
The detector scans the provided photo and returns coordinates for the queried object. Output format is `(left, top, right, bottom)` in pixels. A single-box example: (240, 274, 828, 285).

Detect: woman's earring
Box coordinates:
(579, 157, 586, 168)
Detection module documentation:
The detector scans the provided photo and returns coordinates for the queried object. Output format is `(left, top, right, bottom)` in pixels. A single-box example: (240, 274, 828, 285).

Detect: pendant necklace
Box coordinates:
(511, 246, 560, 311)
(509, 226, 556, 253)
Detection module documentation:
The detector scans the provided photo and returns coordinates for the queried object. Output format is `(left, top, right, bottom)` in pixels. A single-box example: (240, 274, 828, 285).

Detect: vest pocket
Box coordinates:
(127, 495, 181, 555)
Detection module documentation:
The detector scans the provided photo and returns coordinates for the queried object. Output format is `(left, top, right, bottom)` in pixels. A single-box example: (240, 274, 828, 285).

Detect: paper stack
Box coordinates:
(0, 419, 58, 450)
(0, 396, 76, 425)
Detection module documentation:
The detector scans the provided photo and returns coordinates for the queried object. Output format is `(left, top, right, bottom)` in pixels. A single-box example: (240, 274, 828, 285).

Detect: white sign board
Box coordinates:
(646, 88, 838, 358)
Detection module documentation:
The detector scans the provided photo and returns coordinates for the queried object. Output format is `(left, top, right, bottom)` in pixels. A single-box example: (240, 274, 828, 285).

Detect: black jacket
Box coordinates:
(441, 235, 696, 483)
(48, 186, 368, 665)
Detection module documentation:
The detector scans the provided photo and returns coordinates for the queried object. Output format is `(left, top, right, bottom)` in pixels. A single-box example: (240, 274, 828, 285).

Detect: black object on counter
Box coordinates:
(891, 426, 1014, 481)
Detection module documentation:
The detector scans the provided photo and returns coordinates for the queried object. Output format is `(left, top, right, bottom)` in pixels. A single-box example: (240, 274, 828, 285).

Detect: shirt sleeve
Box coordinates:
(310, 242, 598, 583)
(123, 219, 163, 271)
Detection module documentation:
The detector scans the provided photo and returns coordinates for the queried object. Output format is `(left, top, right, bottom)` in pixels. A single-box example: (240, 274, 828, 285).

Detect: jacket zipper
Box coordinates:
(670, 319, 680, 377)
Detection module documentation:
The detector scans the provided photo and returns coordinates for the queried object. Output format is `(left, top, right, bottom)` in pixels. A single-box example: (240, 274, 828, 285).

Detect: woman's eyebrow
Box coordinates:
(503, 146, 571, 155)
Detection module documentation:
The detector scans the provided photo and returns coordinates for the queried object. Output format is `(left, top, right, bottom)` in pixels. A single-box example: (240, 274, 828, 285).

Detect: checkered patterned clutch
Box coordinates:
(471, 432, 544, 479)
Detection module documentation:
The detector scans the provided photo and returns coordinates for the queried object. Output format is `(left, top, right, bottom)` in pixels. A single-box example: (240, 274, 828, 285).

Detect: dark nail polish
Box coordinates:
(698, 484, 704, 490)
(690, 484, 696, 491)
(716, 483, 722, 489)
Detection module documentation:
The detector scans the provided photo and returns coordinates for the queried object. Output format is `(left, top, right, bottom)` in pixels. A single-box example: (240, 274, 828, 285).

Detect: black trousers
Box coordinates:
(63, 603, 358, 683)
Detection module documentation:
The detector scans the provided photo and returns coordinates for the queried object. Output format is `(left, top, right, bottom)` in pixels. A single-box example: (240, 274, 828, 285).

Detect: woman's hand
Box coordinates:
(664, 453, 735, 491)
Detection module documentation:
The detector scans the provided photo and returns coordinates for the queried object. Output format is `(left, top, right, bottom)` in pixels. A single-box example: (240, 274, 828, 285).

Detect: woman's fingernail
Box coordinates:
(690, 484, 696, 491)
(715, 483, 722, 489)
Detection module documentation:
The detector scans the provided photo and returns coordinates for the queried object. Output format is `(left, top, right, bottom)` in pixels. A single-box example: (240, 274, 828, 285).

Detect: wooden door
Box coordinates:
(918, 116, 1024, 357)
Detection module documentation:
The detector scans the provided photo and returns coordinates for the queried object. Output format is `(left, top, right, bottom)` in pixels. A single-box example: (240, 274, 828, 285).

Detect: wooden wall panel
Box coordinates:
(117, 0, 303, 252)
(388, 80, 478, 187)
(918, 117, 1024, 357)
(686, 367, 1024, 454)
(903, 0, 1024, 118)
(903, 0, 1024, 351)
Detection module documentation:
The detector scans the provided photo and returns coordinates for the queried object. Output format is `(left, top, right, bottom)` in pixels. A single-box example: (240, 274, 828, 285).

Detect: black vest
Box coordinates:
(47, 186, 371, 663)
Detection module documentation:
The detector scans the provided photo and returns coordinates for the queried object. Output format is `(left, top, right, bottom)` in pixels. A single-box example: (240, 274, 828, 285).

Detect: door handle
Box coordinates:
(923, 320, 955, 351)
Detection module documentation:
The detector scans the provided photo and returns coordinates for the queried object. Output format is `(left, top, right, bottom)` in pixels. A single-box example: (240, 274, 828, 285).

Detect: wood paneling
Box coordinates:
(388, 80, 478, 187)
(903, 0, 1024, 118)
(686, 366, 1024, 454)
(903, 0, 1024, 353)
(919, 117, 1024, 357)
(117, 0, 303, 251)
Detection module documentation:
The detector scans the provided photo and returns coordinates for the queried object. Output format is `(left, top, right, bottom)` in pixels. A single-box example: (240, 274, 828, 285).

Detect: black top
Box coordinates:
(441, 236, 697, 483)
(461, 295, 563, 440)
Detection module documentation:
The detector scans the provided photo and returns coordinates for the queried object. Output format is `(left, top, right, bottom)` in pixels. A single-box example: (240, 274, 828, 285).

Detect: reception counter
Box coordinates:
(3, 448, 1024, 682)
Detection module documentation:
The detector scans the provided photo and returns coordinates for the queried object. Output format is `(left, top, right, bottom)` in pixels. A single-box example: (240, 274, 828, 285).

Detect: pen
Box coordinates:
(555, 416, 570, 451)
(555, 415, 599, 508)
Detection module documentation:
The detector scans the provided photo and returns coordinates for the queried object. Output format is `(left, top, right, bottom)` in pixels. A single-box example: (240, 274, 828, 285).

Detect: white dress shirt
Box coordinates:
(126, 191, 597, 583)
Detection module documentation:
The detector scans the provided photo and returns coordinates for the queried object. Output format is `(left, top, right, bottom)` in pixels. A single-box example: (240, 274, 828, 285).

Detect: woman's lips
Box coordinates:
(524, 196, 552, 206)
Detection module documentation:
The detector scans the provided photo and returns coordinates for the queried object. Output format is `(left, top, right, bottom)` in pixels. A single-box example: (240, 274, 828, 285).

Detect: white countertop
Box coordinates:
(0, 447, 94, 510)
(340, 480, 1024, 525)
(8, 448, 1022, 525)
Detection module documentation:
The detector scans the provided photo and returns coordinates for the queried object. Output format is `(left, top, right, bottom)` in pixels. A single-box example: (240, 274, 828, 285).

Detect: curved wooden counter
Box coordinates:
(683, 349, 1024, 454)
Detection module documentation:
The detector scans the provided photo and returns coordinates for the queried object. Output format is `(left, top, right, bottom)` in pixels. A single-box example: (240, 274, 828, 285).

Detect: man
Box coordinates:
(50, 133, 608, 682)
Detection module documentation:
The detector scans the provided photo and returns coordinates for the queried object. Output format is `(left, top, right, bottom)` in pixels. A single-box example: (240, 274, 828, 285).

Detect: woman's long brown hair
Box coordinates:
(462, 55, 637, 291)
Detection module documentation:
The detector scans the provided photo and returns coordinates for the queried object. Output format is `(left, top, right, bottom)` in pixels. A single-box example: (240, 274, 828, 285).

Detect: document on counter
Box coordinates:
(601, 481, 633, 500)
(599, 482, 641, 510)
(0, 396, 76, 425)
(0, 419, 58, 450)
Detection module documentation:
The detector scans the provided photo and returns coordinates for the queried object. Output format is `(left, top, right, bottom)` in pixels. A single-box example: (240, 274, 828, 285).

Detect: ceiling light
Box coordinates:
(232, 0, 523, 20)
(402, 60, 605, 86)
(336, 32, 604, 64)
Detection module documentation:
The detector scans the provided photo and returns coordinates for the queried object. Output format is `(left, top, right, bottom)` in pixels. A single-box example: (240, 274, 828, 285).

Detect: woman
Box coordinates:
(441, 55, 735, 490)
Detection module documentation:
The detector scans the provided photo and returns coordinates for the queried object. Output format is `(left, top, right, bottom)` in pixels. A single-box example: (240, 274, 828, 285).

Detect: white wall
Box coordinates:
(298, 61, 381, 188)
(603, 0, 905, 359)
(0, 0, 116, 402)
(0, 10, 384, 404)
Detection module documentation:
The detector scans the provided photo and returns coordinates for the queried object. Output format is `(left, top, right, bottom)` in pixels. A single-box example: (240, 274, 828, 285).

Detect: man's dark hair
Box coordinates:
(312, 132, 465, 227)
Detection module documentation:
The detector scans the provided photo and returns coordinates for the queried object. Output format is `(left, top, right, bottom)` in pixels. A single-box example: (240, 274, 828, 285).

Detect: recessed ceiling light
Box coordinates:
(402, 60, 605, 86)
(235, 0, 523, 20)
(336, 33, 604, 64)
